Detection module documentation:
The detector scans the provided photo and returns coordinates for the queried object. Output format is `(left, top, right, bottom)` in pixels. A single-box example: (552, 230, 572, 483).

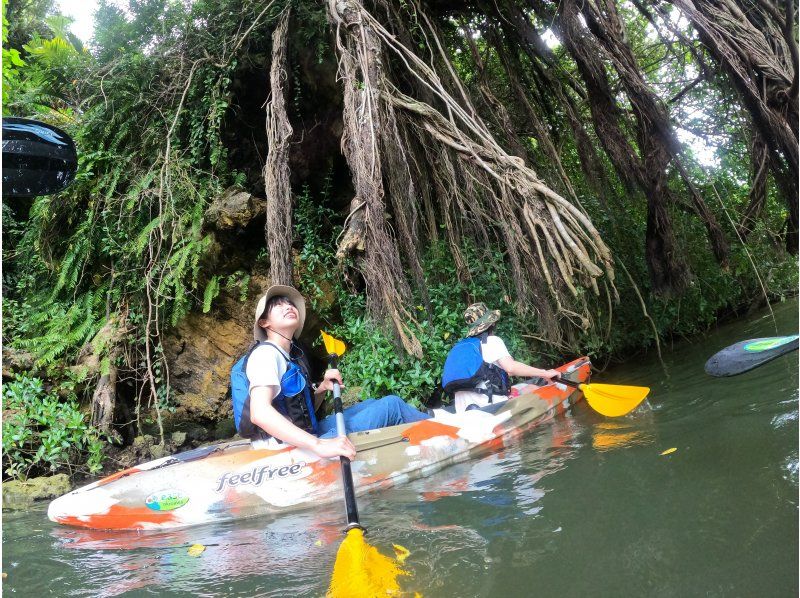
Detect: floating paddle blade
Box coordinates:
(581, 382, 650, 417)
(705, 335, 799, 377)
(328, 527, 408, 598)
(321, 330, 347, 358)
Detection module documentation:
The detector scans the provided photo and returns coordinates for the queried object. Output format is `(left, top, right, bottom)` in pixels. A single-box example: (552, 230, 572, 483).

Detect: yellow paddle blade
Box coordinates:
(327, 528, 408, 598)
(582, 383, 650, 417)
(321, 330, 347, 357)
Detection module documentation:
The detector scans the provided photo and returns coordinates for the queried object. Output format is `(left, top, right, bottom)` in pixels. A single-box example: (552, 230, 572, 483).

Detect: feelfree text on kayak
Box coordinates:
(215, 462, 307, 492)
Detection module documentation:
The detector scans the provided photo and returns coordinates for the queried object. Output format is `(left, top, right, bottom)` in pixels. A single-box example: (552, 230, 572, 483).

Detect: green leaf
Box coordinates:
(202, 275, 220, 313)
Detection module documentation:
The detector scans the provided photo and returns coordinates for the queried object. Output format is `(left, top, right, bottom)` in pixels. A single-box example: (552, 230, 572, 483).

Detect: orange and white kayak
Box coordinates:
(48, 358, 590, 530)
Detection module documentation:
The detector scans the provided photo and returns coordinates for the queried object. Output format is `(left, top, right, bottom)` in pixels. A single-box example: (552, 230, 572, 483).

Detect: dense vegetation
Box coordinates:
(2, 0, 796, 478)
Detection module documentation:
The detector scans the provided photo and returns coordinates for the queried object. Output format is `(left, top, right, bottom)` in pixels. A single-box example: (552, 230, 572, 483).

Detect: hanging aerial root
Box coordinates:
(264, 7, 294, 286)
(329, 0, 423, 357)
(329, 0, 616, 347)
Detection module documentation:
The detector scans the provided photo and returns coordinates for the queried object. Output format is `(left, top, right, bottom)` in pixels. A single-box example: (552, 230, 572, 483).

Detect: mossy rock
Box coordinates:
(149, 443, 166, 460)
(168, 422, 210, 443)
(3, 474, 72, 510)
(132, 434, 156, 451)
(213, 418, 237, 440)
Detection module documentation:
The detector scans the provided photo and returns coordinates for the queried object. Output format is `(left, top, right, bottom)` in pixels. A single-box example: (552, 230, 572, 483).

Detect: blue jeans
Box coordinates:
(317, 395, 430, 438)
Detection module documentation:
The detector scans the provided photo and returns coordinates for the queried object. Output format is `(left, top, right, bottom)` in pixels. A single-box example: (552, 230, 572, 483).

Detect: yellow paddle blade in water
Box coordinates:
(321, 330, 347, 358)
(581, 382, 650, 417)
(327, 528, 409, 598)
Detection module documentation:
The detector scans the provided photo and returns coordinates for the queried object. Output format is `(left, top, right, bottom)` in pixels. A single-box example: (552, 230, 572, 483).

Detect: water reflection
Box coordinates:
(48, 509, 346, 596)
(591, 420, 652, 452)
(31, 411, 587, 597)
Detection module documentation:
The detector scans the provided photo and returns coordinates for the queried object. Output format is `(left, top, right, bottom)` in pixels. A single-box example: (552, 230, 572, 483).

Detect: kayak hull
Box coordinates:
(48, 358, 590, 530)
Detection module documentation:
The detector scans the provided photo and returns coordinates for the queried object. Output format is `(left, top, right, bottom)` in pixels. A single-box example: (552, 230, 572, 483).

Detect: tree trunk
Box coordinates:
(549, 0, 689, 294)
(581, 0, 730, 268)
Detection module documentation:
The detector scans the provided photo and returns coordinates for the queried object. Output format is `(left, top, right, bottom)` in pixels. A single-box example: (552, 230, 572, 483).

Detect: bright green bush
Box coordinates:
(2, 375, 105, 480)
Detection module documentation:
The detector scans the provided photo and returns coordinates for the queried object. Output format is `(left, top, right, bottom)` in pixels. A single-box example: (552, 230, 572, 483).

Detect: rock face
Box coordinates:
(159, 243, 339, 429)
(162, 281, 267, 421)
(2, 474, 71, 509)
(204, 186, 266, 230)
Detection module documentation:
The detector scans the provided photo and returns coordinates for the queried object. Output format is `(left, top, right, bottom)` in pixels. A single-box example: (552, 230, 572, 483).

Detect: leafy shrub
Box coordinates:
(2, 375, 105, 480)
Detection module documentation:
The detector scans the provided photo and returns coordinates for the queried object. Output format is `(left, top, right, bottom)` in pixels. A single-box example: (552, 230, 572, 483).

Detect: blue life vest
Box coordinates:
(231, 342, 319, 439)
(441, 335, 510, 401)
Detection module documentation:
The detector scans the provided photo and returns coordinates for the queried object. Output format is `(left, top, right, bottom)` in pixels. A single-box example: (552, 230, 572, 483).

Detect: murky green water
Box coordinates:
(3, 300, 798, 597)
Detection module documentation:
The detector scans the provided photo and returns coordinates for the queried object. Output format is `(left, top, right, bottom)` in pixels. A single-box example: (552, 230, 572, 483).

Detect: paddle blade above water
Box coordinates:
(705, 335, 799, 377)
(321, 330, 347, 358)
(582, 383, 650, 417)
(328, 528, 409, 598)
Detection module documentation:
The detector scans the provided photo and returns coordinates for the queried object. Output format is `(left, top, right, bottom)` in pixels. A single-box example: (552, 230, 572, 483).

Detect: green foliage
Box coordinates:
(2, 0, 255, 448)
(203, 275, 221, 313)
(2, 375, 105, 480)
(2, 0, 26, 107)
(2, 0, 798, 477)
(223, 271, 251, 302)
(2, 0, 86, 118)
(295, 173, 341, 312)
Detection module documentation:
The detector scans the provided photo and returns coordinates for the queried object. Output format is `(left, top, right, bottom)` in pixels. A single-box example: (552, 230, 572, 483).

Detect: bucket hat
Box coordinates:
(464, 302, 501, 337)
(253, 285, 306, 341)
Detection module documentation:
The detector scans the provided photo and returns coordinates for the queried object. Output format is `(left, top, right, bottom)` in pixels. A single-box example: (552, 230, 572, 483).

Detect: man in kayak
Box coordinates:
(445, 303, 562, 413)
(233, 285, 430, 460)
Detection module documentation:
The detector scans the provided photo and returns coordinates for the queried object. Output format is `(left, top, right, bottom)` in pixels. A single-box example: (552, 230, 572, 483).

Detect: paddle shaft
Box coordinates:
(329, 354, 362, 531)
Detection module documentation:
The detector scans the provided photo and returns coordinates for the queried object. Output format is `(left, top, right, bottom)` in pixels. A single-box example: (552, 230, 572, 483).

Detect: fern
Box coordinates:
(131, 215, 163, 256)
(202, 276, 220, 313)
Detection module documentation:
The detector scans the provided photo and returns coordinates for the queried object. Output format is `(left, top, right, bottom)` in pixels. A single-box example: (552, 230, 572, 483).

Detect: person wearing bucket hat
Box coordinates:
(443, 302, 562, 413)
(231, 285, 430, 460)
(252, 285, 307, 341)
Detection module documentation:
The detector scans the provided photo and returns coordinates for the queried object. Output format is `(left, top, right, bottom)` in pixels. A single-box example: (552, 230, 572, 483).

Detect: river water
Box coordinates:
(3, 300, 798, 596)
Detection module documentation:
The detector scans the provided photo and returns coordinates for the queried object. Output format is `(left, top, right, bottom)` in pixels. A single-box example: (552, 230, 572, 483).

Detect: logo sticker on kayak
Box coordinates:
(215, 462, 308, 493)
(145, 490, 190, 511)
(744, 336, 799, 353)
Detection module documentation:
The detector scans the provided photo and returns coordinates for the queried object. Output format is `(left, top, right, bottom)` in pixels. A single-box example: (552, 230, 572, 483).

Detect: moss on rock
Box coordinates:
(2, 474, 72, 509)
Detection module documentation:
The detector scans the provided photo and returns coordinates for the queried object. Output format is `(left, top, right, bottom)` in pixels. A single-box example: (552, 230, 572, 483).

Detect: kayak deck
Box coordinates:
(48, 358, 590, 530)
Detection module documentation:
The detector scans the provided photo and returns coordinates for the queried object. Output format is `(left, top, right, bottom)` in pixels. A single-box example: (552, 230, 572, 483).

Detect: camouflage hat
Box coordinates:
(464, 302, 501, 337)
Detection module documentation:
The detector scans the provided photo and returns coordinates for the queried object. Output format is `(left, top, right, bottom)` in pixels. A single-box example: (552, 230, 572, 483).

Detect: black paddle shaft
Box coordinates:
(328, 353, 363, 532)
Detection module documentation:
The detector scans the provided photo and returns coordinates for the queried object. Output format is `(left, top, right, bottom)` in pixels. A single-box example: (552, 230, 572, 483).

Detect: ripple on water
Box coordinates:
(784, 456, 799, 486)
(771, 410, 798, 429)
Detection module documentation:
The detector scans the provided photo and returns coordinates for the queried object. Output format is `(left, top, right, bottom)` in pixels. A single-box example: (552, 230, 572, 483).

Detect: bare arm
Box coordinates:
(249, 386, 355, 459)
(495, 356, 561, 380)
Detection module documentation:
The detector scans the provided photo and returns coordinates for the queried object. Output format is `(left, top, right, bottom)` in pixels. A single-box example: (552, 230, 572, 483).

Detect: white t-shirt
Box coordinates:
(453, 335, 511, 413)
(245, 343, 289, 397)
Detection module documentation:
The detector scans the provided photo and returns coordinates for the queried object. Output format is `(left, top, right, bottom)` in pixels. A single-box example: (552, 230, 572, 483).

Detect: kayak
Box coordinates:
(48, 358, 590, 530)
